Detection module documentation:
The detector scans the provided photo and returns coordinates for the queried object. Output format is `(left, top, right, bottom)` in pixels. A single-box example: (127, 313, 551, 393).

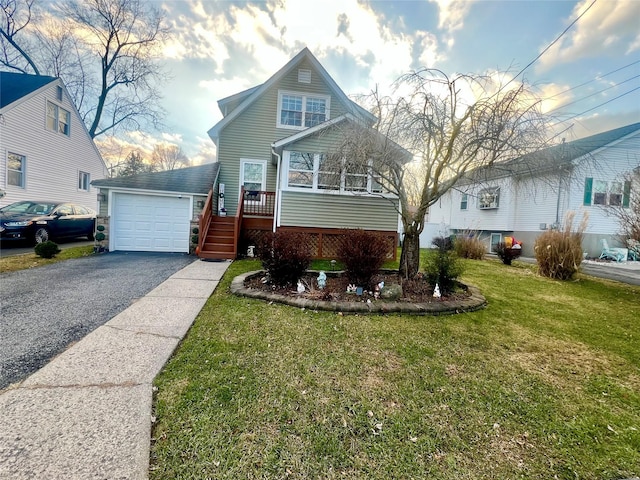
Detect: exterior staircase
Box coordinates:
(198, 215, 236, 260)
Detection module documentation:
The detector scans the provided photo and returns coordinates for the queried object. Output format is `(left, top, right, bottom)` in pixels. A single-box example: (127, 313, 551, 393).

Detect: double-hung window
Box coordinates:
(47, 101, 70, 136)
(460, 193, 468, 210)
(344, 163, 369, 192)
(287, 152, 315, 188)
(277, 92, 330, 129)
(8, 152, 26, 187)
(584, 177, 631, 207)
(78, 171, 90, 191)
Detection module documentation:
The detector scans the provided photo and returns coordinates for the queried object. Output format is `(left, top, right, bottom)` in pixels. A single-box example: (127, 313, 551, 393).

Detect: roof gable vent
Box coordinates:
(298, 69, 311, 84)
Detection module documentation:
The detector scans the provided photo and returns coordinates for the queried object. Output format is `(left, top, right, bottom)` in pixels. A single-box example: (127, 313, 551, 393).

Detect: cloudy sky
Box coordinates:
(102, 0, 640, 165)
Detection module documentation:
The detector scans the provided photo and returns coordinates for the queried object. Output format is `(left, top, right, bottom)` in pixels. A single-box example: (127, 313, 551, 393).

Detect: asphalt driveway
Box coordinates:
(0, 252, 196, 390)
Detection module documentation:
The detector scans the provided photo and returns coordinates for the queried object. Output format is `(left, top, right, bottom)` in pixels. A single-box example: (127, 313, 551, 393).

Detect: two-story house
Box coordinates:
(0, 72, 107, 209)
(199, 47, 403, 259)
(427, 122, 640, 258)
(91, 48, 405, 257)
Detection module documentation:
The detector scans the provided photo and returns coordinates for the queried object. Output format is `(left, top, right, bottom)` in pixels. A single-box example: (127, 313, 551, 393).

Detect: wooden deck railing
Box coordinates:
(234, 187, 246, 257)
(242, 189, 276, 217)
(197, 188, 214, 254)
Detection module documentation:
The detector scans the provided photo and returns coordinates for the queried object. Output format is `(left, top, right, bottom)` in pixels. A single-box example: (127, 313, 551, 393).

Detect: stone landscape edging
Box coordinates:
(230, 270, 487, 315)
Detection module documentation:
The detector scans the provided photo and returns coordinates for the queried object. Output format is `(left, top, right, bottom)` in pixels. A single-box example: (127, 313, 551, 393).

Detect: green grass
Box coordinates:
(150, 257, 640, 479)
(0, 245, 95, 273)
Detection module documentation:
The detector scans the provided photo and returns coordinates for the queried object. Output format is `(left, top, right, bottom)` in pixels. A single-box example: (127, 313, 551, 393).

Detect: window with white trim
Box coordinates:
(78, 171, 90, 191)
(277, 91, 330, 129)
(460, 193, 468, 210)
(8, 152, 25, 187)
(47, 101, 70, 136)
(479, 187, 500, 209)
(284, 151, 386, 195)
(287, 152, 315, 188)
(240, 159, 266, 202)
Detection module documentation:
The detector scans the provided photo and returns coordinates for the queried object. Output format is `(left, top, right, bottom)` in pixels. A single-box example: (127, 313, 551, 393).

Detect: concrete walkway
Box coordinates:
(0, 259, 231, 480)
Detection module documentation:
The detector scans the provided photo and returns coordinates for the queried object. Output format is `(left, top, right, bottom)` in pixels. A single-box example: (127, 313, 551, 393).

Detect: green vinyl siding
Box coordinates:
(217, 57, 360, 212)
(280, 190, 398, 231)
(286, 127, 345, 153)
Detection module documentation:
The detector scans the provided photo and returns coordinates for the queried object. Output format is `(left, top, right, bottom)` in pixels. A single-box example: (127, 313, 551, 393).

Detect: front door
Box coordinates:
(240, 159, 266, 204)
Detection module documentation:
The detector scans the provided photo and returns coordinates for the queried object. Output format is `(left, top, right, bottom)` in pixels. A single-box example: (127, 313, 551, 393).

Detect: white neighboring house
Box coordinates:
(0, 71, 107, 209)
(428, 122, 640, 258)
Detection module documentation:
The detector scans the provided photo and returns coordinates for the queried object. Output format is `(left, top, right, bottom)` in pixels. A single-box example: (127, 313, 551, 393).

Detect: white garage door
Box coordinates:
(112, 193, 190, 252)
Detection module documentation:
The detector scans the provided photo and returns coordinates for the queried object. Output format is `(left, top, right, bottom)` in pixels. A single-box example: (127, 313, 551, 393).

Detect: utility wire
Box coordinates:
(548, 74, 640, 113)
(551, 85, 640, 127)
(506, 0, 598, 87)
(546, 59, 640, 99)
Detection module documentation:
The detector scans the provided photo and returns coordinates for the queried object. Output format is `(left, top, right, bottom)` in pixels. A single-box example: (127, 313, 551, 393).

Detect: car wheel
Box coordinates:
(34, 227, 50, 244)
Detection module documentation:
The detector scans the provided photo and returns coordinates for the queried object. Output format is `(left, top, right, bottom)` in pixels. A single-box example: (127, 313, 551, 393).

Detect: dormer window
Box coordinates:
(277, 91, 330, 130)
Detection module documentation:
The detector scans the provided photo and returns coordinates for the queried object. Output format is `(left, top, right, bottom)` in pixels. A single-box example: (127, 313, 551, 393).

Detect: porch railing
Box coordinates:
(242, 189, 276, 217)
(197, 188, 213, 254)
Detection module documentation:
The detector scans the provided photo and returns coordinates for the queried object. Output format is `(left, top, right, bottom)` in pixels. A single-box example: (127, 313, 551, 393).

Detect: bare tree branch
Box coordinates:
(0, 0, 39, 74)
(333, 70, 550, 277)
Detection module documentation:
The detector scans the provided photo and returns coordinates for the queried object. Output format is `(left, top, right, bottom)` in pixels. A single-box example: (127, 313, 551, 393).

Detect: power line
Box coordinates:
(548, 74, 640, 113)
(511, 0, 598, 83)
(551, 85, 640, 127)
(546, 59, 640, 99)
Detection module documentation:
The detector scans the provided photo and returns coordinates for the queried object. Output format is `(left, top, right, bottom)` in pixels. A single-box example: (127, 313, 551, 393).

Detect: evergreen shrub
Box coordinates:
(34, 241, 61, 259)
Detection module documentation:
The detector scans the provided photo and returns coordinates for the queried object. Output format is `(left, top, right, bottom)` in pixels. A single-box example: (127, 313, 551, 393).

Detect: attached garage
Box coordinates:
(91, 163, 220, 254)
(112, 193, 191, 252)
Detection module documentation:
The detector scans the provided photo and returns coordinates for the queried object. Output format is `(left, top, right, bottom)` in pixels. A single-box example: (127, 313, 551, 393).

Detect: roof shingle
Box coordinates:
(91, 162, 220, 195)
(0, 71, 58, 109)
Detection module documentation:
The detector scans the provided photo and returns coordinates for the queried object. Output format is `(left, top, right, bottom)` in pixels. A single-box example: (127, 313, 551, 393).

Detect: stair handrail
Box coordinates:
(234, 186, 245, 258)
(198, 188, 214, 255)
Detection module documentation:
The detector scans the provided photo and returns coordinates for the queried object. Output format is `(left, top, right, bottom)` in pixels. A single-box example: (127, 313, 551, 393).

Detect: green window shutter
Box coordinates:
(583, 177, 593, 206)
(622, 180, 631, 208)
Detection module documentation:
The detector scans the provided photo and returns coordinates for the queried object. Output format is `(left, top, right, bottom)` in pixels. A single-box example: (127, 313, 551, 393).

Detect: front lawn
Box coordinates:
(150, 258, 640, 479)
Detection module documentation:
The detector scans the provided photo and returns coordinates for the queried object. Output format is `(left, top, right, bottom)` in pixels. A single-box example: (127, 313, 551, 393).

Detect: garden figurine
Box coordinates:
(317, 271, 327, 289)
(433, 283, 441, 298)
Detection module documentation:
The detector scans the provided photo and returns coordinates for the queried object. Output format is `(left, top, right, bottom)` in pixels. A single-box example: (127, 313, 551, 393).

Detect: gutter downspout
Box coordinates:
(271, 145, 281, 233)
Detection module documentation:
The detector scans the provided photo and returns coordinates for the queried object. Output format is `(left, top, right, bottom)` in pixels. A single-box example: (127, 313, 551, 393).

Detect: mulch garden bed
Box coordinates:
(245, 271, 470, 303)
(233, 270, 486, 315)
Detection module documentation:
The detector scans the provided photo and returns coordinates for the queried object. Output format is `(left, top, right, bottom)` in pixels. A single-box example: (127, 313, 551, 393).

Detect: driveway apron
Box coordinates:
(0, 252, 195, 390)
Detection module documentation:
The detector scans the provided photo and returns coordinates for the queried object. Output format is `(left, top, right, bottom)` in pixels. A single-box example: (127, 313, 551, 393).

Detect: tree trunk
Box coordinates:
(399, 229, 420, 279)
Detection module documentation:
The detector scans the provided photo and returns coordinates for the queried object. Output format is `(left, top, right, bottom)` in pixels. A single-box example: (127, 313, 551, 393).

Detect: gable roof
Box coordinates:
(207, 47, 376, 141)
(471, 122, 640, 181)
(92, 162, 220, 195)
(0, 71, 58, 109)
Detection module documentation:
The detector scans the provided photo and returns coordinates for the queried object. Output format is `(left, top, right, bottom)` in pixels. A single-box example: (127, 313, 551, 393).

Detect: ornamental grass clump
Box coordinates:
(535, 211, 588, 280)
(337, 229, 391, 287)
(258, 230, 312, 287)
(454, 231, 486, 259)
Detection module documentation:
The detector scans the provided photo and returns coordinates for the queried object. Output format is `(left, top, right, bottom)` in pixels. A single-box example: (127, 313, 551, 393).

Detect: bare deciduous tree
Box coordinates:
(332, 70, 549, 278)
(150, 143, 189, 171)
(0, 0, 39, 73)
(610, 167, 640, 243)
(0, 0, 169, 138)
